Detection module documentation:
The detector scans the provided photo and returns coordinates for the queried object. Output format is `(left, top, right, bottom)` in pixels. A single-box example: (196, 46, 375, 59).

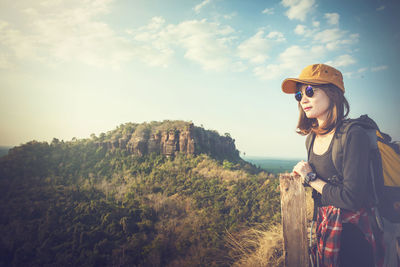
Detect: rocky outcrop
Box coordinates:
(96, 121, 239, 161)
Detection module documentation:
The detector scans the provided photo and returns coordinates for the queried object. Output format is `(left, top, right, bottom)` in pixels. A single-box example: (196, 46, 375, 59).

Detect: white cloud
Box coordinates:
(231, 61, 248, 72)
(0, 0, 239, 72)
(237, 30, 285, 65)
(311, 45, 325, 55)
(166, 19, 235, 70)
(267, 31, 286, 42)
(278, 45, 321, 69)
(312, 20, 320, 27)
(223, 13, 237, 20)
(130, 15, 249, 71)
(129, 17, 238, 70)
(371, 65, 388, 72)
(262, 8, 274, 15)
(294, 24, 306, 35)
(344, 67, 367, 78)
(0, 0, 362, 79)
(193, 0, 212, 13)
(313, 28, 359, 50)
(254, 45, 324, 80)
(314, 28, 343, 43)
(325, 54, 356, 68)
(0, 0, 134, 69)
(0, 53, 12, 69)
(325, 13, 340, 25)
(293, 24, 319, 37)
(341, 33, 359, 45)
(147, 16, 166, 30)
(376, 5, 385, 11)
(253, 64, 281, 81)
(238, 30, 270, 64)
(0, 21, 32, 60)
(281, 0, 315, 21)
(0, 20, 9, 30)
(357, 67, 368, 73)
(124, 17, 177, 68)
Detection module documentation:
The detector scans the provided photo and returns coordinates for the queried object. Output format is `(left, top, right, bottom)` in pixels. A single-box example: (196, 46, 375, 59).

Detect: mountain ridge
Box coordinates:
(92, 120, 240, 161)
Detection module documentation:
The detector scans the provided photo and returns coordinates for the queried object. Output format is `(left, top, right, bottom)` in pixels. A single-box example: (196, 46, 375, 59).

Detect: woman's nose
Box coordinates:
(301, 95, 309, 104)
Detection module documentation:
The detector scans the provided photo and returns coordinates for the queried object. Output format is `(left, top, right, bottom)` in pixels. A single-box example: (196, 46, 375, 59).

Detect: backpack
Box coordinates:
(306, 115, 400, 223)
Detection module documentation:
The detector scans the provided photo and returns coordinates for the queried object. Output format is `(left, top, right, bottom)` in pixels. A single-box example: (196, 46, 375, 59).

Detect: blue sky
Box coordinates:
(0, 0, 399, 159)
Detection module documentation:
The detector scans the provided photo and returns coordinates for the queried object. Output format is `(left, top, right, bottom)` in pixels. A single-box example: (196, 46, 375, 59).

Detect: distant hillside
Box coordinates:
(0, 146, 11, 157)
(244, 157, 303, 174)
(0, 121, 281, 267)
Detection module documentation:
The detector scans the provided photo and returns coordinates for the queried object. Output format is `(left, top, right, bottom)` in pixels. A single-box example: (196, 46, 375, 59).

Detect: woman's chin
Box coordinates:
(305, 112, 316, 119)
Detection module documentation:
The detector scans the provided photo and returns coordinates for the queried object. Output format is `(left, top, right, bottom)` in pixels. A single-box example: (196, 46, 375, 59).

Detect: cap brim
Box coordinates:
(281, 78, 330, 94)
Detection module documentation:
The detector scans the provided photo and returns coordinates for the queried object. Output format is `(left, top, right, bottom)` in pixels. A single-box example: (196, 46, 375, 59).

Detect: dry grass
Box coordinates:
(228, 185, 315, 267)
(192, 158, 261, 182)
(227, 225, 284, 267)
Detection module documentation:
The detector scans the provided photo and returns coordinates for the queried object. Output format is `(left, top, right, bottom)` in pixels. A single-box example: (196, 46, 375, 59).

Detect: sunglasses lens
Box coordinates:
(295, 91, 302, 101)
(305, 86, 314, 97)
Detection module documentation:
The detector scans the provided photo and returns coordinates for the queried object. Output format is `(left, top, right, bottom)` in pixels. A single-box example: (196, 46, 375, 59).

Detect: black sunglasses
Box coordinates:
(295, 85, 316, 102)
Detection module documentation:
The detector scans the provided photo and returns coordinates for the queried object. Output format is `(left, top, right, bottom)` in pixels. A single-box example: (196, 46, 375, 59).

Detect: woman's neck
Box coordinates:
(315, 116, 336, 137)
(316, 129, 335, 138)
(317, 115, 327, 127)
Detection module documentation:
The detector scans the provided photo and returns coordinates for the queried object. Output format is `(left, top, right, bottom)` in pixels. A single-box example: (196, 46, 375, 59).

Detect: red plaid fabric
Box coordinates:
(314, 206, 384, 267)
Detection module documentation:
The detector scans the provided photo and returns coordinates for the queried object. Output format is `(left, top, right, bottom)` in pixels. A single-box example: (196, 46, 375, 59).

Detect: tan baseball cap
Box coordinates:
(281, 63, 345, 94)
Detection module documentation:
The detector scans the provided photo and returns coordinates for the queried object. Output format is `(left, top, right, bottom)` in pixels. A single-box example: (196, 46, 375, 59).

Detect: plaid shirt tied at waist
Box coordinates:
(313, 206, 384, 267)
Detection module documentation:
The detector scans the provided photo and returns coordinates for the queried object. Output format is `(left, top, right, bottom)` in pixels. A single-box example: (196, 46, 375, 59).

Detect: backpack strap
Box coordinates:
(331, 121, 349, 179)
(306, 132, 315, 161)
(331, 115, 379, 178)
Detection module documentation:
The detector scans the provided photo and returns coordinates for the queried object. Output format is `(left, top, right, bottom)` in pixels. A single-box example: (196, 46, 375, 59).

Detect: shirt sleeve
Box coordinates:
(320, 126, 370, 211)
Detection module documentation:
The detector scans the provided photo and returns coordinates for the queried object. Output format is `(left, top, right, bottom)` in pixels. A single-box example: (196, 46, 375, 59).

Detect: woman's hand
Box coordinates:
(291, 161, 326, 193)
(291, 160, 313, 182)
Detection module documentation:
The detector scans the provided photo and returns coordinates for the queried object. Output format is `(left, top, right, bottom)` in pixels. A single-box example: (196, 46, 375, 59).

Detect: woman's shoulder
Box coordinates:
(347, 124, 367, 135)
(343, 125, 369, 147)
(335, 119, 369, 146)
(337, 118, 368, 135)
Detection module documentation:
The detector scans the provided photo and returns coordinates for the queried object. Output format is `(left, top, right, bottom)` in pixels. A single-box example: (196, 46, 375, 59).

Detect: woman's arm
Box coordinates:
(309, 179, 326, 193)
(291, 161, 327, 193)
(320, 126, 370, 211)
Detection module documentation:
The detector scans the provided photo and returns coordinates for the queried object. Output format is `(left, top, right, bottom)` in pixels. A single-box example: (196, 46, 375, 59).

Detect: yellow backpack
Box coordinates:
(331, 115, 400, 224)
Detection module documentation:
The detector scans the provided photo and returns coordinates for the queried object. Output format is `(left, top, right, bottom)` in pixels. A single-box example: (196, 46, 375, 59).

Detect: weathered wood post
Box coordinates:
(279, 173, 308, 267)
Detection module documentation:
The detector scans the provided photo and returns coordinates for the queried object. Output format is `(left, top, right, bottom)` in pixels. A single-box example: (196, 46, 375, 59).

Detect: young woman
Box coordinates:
(282, 64, 383, 267)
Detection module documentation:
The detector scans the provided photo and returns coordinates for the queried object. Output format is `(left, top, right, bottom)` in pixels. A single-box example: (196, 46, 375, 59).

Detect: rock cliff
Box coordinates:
(96, 121, 240, 161)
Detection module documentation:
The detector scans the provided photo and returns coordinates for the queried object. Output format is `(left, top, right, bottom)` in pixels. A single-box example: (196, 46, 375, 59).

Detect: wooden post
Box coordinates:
(279, 173, 309, 267)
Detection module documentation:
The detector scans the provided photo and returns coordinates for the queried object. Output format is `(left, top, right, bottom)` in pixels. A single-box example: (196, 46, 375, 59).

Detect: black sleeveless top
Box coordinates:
(309, 134, 341, 207)
(309, 134, 339, 182)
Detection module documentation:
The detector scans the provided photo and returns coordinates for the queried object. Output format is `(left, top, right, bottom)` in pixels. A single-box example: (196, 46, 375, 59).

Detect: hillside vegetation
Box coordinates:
(0, 121, 282, 266)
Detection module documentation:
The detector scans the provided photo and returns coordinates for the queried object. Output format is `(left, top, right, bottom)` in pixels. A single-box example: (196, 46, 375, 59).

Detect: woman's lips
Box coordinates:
(304, 107, 312, 111)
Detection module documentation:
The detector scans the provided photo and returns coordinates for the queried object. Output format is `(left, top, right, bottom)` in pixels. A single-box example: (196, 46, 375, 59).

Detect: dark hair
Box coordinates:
(296, 83, 350, 136)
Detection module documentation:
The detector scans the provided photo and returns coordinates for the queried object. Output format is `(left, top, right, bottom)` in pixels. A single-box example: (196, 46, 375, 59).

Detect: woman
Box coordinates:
(282, 64, 383, 267)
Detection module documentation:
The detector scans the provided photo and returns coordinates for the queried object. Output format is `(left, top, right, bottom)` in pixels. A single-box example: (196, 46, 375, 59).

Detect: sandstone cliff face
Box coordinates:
(97, 122, 239, 161)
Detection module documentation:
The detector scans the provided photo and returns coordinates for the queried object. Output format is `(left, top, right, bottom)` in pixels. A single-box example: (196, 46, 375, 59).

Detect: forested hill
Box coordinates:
(0, 121, 281, 267)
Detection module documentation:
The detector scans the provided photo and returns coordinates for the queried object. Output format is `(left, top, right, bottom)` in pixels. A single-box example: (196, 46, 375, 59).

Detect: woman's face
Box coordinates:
(297, 84, 331, 120)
